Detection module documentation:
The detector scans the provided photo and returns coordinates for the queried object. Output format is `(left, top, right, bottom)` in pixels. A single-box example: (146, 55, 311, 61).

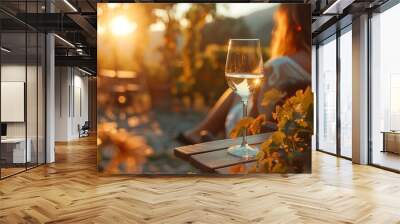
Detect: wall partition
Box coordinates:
(1, 30, 28, 177)
(0, 1, 46, 179)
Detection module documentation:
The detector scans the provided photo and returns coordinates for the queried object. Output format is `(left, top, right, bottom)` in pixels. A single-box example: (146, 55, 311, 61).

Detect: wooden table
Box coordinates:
(381, 131, 400, 154)
(174, 133, 270, 174)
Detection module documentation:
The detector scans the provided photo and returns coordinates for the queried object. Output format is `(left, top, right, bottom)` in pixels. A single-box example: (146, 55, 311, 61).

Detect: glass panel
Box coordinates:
(339, 29, 352, 158)
(0, 1, 46, 178)
(38, 33, 45, 165)
(26, 0, 39, 169)
(371, 4, 400, 171)
(27, 30, 38, 169)
(317, 37, 337, 154)
(1, 30, 27, 177)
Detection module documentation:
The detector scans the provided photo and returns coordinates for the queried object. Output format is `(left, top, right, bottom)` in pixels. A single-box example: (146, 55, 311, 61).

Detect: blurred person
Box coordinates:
(177, 4, 311, 144)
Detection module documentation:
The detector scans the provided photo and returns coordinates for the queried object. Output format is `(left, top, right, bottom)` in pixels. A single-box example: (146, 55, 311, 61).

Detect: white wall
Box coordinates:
(55, 67, 89, 141)
(71, 73, 89, 138)
(55, 67, 69, 141)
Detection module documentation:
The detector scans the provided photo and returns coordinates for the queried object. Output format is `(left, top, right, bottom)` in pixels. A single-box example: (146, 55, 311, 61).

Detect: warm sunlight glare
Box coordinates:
(111, 16, 137, 36)
(150, 22, 166, 32)
(99, 69, 116, 78)
(97, 25, 104, 35)
(118, 95, 127, 104)
(116, 70, 137, 79)
(107, 3, 120, 9)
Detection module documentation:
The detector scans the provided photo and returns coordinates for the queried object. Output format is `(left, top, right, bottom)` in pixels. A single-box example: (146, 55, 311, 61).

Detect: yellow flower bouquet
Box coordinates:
(230, 87, 313, 173)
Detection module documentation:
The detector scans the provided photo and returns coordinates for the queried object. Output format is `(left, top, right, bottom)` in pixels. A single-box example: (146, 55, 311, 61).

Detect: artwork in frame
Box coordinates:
(97, 3, 312, 174)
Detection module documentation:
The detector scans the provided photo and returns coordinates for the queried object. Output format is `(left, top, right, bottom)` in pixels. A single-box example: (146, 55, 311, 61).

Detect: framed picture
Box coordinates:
(97, 3, 312, 175)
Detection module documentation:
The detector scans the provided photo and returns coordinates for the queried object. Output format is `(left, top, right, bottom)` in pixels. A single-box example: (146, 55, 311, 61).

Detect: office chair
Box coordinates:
(79, 121, 90, 138)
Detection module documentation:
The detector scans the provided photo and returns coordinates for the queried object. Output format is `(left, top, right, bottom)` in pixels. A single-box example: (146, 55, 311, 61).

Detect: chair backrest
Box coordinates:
(82, 121, 90, 129)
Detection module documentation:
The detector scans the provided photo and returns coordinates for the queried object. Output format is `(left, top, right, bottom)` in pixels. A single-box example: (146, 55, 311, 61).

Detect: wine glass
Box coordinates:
(225, 39, 264, 158)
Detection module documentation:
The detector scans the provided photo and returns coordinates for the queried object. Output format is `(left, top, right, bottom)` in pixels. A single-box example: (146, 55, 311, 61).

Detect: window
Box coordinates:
(339, 29, 352, 158)
(370, 3, 400, 171)
(317, 37, 337, 154)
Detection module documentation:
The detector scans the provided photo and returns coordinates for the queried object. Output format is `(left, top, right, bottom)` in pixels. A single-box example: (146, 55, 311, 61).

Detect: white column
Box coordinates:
(45, 1, 56, 163)
(352, 14, 369, 164)
(46, 33, 55, 163)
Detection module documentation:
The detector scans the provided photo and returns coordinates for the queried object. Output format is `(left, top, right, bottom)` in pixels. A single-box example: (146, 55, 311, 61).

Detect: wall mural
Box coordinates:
(97, 3, 312, 174)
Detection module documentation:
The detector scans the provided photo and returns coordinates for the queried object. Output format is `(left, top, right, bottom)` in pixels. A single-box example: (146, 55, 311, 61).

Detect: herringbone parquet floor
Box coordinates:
(1, 136, 400, 224)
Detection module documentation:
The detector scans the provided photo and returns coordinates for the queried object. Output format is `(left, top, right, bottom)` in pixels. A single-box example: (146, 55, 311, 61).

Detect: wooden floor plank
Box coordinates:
(0, 136, 400, 223)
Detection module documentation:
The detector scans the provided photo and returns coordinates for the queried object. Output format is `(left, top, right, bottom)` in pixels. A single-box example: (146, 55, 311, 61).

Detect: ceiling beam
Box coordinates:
(12, 13, 81, 32)
(55, 55, 96, 69)
(312, 15, 335, 33)
(67, 13, 97, 39)
(323, 0, 356, 14)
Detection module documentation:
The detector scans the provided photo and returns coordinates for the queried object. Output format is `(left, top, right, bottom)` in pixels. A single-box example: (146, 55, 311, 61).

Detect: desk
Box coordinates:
(1, 138, 31, 164)
(174, 133, 270, 173)
(382, 131, 400, 154)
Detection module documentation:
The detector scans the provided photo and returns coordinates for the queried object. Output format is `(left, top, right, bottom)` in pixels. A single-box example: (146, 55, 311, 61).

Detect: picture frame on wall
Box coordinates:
(97, 3, 312, 175)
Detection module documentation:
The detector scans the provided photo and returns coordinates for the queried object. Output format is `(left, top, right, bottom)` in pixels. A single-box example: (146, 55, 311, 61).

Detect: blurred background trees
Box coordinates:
(144, 3, 275, 111)
(179, 4, 216, 102)
(99, 3, 276, 114)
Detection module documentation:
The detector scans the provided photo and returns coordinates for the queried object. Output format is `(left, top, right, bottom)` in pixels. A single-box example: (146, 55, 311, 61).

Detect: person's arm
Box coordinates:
(184, 88, 235, 141)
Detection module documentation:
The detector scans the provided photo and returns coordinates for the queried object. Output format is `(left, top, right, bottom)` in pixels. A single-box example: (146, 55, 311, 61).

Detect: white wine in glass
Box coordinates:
(225, 39, 264, 158)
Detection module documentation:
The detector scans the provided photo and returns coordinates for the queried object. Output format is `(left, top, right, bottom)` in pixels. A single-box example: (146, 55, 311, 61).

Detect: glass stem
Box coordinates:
(241, 99, 248, 147)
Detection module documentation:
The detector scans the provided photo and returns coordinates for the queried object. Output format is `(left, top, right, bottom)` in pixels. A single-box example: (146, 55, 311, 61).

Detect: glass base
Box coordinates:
(227, 144, 258, 159)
